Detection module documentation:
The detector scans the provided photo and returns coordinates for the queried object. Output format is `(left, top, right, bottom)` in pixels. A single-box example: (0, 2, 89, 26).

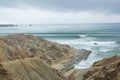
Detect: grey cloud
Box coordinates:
(0, 0, 120, 13)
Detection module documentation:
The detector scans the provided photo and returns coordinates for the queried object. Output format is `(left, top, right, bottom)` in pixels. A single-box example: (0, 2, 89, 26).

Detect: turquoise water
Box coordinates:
(0, 23, 120, 68)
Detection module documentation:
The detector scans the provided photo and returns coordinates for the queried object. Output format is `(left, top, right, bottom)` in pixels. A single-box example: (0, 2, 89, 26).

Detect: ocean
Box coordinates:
(0, 23, 120, 69)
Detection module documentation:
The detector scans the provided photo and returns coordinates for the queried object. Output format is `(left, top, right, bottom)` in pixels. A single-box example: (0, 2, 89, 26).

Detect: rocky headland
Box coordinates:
(68, 55, 120, 80)
(0, 34, 119, 80)
(0, 34, 91, 80)
(0, 24, 16, 27)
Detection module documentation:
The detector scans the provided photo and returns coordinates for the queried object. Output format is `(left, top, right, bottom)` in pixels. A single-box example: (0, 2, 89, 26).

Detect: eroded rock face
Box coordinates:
(0, 34, 92, 80)
(0, 34, 75, 65)
(0, 64, 13, 80)
(0, 34, 91, 73)
(83, 56, 120, 80)
(1, 57, 68, 80)
(68, 56, 120, 80)
(92, 55, 120, 67)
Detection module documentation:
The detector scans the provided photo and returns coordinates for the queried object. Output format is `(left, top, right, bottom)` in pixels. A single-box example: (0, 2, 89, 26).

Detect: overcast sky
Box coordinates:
(0, 0, 120, 24)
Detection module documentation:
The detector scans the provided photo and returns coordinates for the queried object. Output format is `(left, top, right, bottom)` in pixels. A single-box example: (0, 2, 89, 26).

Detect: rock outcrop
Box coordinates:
(0, 34, 92, 80)
(1, 57, 68, 80)
(0, 34, 75, 65)
(0, 34, 91, 72)
(74, 49, 91, 64)
(56, 49, 91, 74)
(68, 55, 120, 80)
(83, 56, 120, 80)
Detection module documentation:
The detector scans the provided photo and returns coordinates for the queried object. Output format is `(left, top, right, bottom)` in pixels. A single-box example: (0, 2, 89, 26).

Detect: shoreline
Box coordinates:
(0, 34, 119, 80)
(0, 34, 91, 71)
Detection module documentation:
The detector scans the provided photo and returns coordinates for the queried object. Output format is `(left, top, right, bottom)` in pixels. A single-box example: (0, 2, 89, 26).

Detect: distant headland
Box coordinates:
(0, 24, 18, 27)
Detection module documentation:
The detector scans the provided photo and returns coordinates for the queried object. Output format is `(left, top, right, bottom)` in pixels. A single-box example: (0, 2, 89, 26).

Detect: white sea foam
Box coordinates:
(52, 39, 117, 49)
(78, 35, 87, 38)
(75, 50, 103, 69)
(74, 41, 118, 69)
(49, 35, 118, 69)
(98, 48, 110, 53)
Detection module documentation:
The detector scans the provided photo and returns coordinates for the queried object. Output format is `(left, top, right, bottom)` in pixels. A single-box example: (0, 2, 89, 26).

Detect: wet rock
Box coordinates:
(58, 49, 91, 74)
(74, 49, 92, 64)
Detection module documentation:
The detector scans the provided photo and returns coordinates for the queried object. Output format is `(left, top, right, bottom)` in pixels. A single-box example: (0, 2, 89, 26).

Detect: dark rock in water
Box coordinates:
(94, 43, 98, 45)
(29, 24, 32, 26)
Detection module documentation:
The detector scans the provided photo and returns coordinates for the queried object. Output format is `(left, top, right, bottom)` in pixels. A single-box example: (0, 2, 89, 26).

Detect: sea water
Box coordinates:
(0, 23, 120, 69)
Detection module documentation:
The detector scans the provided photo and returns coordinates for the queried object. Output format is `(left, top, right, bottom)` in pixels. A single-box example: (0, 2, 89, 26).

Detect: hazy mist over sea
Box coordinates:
(0, 23, 120, 33)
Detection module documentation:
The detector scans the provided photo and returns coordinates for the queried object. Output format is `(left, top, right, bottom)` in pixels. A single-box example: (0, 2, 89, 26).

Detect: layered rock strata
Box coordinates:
(0, 34, 91, 80)
(68, 55, 120, 80)
(1, 57, 68, 80)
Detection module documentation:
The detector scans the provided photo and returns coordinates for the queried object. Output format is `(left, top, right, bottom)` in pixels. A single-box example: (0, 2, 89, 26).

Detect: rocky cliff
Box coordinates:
(0, 34, 91, 80)
(0, 34, 119, 80)
(68, 55, 120, 80)
(0, 34, 74, 65)
(83, 56, 120, 80)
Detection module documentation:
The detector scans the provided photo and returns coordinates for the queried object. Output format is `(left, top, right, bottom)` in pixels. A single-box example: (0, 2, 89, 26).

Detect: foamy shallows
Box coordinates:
(47, 34, 120, 69)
